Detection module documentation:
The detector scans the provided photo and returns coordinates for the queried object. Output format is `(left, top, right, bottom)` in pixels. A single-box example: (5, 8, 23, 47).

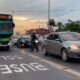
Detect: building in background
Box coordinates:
(26, 28, 49, 36)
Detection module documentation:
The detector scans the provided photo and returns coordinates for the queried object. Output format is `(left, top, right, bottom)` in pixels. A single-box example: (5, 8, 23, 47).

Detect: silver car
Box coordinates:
(43, 32, 80, 61)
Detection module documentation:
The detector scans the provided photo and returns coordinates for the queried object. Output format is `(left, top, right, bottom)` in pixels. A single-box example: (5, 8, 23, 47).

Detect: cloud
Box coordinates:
(0, 0, 80, 33)
(60, 11, 80, 21)
(0, 0, 80, 22)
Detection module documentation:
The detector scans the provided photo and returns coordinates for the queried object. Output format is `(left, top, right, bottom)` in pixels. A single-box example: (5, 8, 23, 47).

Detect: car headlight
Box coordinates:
(70, 43, 79, 50)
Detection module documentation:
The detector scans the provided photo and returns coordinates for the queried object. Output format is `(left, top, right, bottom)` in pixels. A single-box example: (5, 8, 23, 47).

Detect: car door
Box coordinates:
(52, 34, 63, 55)
(45, 34, 54, 53)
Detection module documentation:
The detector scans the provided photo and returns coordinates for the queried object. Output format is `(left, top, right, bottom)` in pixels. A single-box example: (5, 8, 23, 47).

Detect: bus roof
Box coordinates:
(0, 14, 12, 20)
(0, 14, 12, 16)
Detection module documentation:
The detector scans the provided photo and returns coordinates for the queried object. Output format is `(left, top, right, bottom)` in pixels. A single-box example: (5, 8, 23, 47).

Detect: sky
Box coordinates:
(0, 0, 80, 33)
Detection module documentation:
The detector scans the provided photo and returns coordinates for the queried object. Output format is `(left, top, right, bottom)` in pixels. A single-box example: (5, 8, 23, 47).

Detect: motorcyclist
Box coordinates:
(30, 31, 39, 51)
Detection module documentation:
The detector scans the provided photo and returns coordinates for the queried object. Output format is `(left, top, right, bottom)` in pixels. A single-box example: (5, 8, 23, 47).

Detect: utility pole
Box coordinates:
(12, 11, 14, 21)
(12, 11, 14, 16)
(38, 25, 40, 37)
(48, 0, 50, 30)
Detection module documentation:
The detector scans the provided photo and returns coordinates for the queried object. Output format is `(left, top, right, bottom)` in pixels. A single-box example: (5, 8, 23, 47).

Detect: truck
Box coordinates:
(0, 14, 15, 50)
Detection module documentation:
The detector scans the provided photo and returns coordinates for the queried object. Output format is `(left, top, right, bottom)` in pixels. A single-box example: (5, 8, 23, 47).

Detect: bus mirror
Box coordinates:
(13, 23, 15, 27)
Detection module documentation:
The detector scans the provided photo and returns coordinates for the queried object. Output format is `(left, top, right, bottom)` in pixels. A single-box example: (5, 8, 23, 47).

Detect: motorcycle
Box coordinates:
(30, 39, 39, 52)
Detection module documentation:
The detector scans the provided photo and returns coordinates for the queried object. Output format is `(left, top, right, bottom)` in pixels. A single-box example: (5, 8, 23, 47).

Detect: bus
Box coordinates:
(0, 14, 15, 50)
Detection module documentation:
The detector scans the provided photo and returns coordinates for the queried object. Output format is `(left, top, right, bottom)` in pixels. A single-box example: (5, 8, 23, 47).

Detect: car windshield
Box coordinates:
(22, 36, 31, 41)
(60, 32, 80, 41)
(22, 38, 30, 40)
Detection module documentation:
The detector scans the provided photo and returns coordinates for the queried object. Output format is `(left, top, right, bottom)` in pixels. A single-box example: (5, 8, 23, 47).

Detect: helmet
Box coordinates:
(31, 31, 36, 35)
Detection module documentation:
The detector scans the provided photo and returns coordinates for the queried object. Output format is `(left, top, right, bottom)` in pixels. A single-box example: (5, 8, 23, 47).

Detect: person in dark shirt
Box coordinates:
(31, 32, 37, 42)
(30, 32, 39, 51)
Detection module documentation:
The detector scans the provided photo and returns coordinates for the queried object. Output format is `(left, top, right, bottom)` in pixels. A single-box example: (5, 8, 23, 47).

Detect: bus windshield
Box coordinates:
(0, 21, 13, 31)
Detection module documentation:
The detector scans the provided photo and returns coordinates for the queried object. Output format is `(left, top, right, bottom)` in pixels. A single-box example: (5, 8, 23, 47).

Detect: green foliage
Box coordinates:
(57, 22, 63, 31)
(48, 19, 80, 32)
(64, 20, 80, 32)
(48, 19, 55, 27)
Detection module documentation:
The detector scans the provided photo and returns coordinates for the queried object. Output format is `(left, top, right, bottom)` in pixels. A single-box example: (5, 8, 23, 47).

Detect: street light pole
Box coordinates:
(12, 11, 14, 21)
(48, 0, 50, 30)
(12, 11, 14, 16)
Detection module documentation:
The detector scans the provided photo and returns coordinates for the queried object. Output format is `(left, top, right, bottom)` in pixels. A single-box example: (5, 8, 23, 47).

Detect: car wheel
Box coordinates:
(18, 43, 22, 48)
(61, 49, 68, 62)
(5, 46, 10, 51)
(18, 44, 21, 48)
(43, 47, 48, 55)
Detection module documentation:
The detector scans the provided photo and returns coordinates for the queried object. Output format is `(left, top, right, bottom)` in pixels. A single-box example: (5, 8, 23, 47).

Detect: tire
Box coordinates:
(37, 44, 39, 51)
(36, 46, 39, 52)
(43, 47, 48, 55)
(61, 49, 68, 62)
(18, 43, 22, 48)
(6, 46, 10, 51)
(30, 45, 34, 52)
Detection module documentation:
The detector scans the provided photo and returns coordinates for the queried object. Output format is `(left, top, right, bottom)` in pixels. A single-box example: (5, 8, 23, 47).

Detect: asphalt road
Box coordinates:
(0, 47, 80, 80)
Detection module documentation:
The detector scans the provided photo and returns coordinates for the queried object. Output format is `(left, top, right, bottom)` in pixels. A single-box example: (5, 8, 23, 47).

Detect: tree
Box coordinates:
(68, 19, 72, 23)
(49, 19, 55, 27)
(48, 19, 55, 32)
(63, 20, 80, 32)
(57, 22, 63, 31)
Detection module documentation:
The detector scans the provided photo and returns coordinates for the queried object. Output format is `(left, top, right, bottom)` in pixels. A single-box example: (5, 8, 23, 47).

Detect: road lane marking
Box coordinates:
(20, 50, 26, 54)
(0, 48, 48, 74)
(20, 49, 67, 70)
(0, 55, 23, 60)
(17, 49, 80, 77)
(29, 54, 42, 59)
(0, 63, 48, 74)
(20, 50, 42, 59)
(63, 68, 80, 77)
(41, 59, 80, 77)
(40, 59, 66, 70)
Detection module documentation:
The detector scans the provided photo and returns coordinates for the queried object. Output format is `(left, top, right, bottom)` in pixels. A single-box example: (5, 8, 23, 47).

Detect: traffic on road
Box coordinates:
(0, 0, 80, 80)
(0, 32, 80, 80)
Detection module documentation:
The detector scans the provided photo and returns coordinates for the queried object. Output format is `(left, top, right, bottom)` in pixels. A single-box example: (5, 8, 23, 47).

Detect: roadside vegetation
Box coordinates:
(48, 19, 80, 32)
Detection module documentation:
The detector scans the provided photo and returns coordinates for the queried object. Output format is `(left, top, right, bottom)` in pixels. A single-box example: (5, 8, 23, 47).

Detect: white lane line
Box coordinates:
(14, 48, 26, 54)
(40, 59, 66, 70)
(29, 54, 42, 59)
(64, 69, 80, 77)
(19, 49, 42, 59)
(20, 50, 26, 54)
(20, 50, 67, 69)
(41, 59, 80, 77)
(17, 49, 80, 77)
